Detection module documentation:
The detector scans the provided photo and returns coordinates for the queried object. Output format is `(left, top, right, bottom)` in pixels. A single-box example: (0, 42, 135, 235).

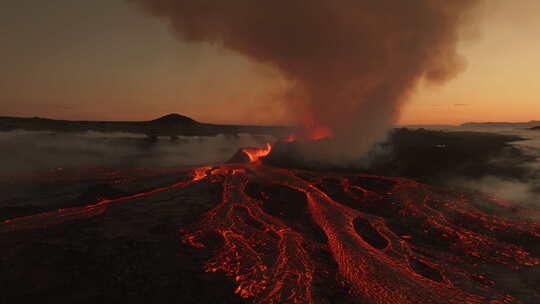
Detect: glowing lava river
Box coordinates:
(2, 144, 540, 303)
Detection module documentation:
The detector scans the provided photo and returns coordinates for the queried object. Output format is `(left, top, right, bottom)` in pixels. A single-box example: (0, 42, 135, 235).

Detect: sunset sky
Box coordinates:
(1, 0, 539, 125)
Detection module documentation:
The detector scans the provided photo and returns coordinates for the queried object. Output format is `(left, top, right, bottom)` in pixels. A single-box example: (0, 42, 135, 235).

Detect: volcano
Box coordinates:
(1, 138, 540, 303)
(150, 113, 198, 125)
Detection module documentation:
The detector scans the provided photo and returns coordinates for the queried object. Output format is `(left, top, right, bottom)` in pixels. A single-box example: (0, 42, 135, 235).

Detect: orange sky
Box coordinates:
(400, 0, 540, 125)
(0, 0, 538, 125)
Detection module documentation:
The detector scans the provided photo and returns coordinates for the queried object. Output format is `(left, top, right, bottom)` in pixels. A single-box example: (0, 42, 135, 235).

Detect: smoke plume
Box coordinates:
(129, 0, 481, 163)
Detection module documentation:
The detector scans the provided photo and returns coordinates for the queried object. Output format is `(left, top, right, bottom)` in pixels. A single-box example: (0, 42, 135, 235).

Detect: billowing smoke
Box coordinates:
(129, 0, 481, 163)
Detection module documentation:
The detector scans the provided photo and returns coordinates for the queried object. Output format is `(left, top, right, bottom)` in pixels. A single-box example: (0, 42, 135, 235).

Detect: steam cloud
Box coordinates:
(130, 0, 481, 162)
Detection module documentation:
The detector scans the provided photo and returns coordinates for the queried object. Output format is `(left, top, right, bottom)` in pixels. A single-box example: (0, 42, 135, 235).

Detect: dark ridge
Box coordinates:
(0, 114, 293, 138)
(150, 113, 198, 125)
(352, 217, 388, 250)
(461, 120, 540, 128)
(409, 258, 443, 283)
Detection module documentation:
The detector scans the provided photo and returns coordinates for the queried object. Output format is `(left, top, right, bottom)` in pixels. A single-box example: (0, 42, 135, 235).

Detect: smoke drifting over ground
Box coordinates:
(0, 131, 270, 179)
(454, 127, 540, 219)
(130, 0, 482, 162)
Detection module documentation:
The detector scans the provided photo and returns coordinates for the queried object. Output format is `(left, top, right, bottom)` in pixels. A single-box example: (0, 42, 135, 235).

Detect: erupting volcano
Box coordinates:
(3, 136, 540, 303)
(3, 0, 540, 302)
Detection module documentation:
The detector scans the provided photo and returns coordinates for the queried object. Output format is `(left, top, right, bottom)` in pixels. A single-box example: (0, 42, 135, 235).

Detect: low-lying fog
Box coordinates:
(0, 131, 272, 178)
(1, 126, 539, 216)
(423, 125, 540, 214)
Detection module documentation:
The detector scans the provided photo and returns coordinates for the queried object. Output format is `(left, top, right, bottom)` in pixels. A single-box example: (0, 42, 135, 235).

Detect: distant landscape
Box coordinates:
(0, 114, 294, 139)
(2, 1, 540, 303)
(2, 115, 539, 206)
(460, 120, 540, 129)
(4, 114, 540, 138)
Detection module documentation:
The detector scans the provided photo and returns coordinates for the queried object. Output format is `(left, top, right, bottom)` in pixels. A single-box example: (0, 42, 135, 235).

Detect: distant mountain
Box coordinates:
(402, 124, 457, 129)
(461, 121, 540, 128)
(0, 114, 293, 138)
(150, 113, 198, 125)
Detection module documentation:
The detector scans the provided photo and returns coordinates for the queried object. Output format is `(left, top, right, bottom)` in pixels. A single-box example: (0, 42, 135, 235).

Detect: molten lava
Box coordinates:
(307, 125, 332, 141)
(281, 123, 333, 143)
(2, 143, 540, 303)
(283, 134, 297, 143)
(241, 143, 273, 162)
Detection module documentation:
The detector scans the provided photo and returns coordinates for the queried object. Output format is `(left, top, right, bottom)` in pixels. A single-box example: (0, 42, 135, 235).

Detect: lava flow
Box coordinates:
(2, 141, 540, 303)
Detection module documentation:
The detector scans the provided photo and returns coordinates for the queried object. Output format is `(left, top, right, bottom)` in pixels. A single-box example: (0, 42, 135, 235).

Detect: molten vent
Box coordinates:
(241, 143, 272, 162)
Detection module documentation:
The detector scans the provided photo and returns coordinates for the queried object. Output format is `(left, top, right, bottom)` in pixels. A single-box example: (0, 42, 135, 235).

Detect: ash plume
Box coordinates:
(129, 0, 482, 163)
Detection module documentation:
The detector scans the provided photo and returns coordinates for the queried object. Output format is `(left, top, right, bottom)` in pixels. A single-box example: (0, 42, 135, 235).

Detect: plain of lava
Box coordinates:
(2, 136, 540, 303)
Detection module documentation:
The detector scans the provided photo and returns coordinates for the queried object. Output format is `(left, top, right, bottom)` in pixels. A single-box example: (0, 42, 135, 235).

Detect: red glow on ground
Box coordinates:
(281, 125, 333, 143)
(2, 161, 540, 303)
(283, 134, 297, 142)
(307, 125, 332, 140)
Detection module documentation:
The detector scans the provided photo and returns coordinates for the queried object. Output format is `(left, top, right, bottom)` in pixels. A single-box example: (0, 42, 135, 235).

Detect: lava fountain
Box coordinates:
(241, 143, 273, 163)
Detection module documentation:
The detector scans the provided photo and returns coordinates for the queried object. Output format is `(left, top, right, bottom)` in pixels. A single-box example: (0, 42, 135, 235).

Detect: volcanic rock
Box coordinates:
(227, 149, 252, 163)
